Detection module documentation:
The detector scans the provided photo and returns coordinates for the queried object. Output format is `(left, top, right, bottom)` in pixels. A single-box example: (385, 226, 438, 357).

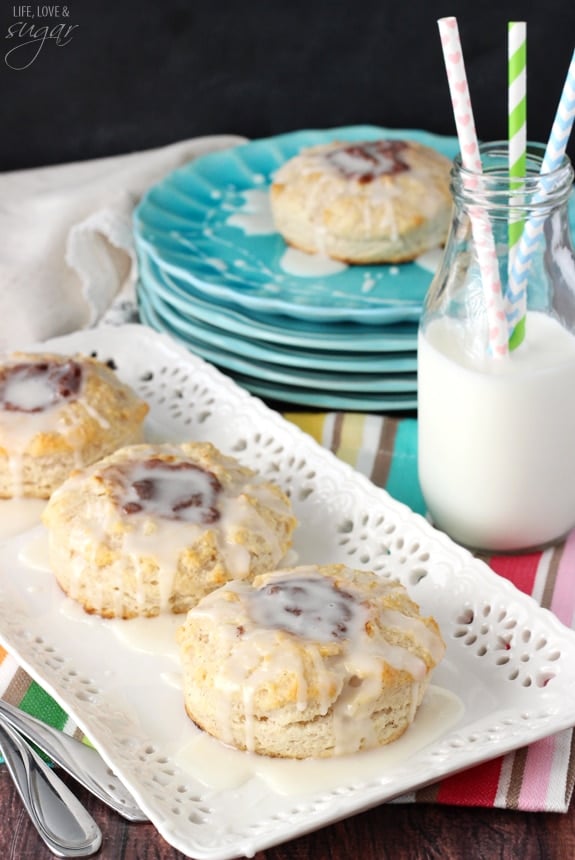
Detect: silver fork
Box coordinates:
(0, 714, 102, 857)
(0, 700, 147, 822)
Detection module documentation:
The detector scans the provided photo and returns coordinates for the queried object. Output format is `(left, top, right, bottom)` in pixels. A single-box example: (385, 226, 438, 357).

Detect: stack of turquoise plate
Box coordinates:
(134, 125, 462, 411)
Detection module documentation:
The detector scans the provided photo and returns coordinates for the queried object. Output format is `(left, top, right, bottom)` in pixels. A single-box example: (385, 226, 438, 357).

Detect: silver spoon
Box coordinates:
(0, 715, 102, 857)
(0, 699, 147, 822)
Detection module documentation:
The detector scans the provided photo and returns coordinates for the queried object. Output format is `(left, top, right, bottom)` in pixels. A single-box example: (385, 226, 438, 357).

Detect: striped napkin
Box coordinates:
(284, 412, 575, 813)
(1, 410, 574, 812)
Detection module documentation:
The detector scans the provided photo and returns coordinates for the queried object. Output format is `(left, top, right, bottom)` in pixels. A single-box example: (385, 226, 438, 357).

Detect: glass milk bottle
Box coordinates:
(418, 141, 575, 552)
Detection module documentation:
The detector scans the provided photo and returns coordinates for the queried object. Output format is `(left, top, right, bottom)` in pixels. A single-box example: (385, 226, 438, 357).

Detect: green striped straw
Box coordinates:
(507, 21, 527, 350)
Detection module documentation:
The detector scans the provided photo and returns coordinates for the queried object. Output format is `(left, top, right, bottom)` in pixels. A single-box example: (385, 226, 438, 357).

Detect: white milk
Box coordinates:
(417, 311, 575, 551)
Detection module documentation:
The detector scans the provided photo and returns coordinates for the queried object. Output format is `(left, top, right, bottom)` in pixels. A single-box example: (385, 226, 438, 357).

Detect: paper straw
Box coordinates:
(437, 17, 508, 358)
(508, 22, 527, 182)
(506, 46, 575, 337)
(507, 21, 527, 350)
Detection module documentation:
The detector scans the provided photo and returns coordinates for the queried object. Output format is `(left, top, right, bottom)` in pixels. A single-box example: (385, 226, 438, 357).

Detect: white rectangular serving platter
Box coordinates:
(1, 323, 575, 860)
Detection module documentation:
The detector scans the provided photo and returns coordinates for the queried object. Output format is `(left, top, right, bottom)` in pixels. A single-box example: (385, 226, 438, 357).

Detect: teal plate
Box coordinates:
(139, 300, 417, 411)
(134, 125, 460, 324)
(138, 289, 417, 394)
(138, 280, 417, 373)
(137, 249, 418, 353)
(230, 375, 418, 412)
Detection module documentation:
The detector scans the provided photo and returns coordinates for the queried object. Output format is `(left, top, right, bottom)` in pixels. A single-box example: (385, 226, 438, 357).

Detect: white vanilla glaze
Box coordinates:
(174, 684, 463, 795)
(0, 498, 46, 541)
(182, 567, 445, 756)
(278, 247, 347, 277)
(248, 573, 367, 642)
(414, 246, 443, 274)
(325, 144, 403, 179)
(117, 460, 221, 524)
(106, 614, 181, 661)
(226, 189, 276, 235)
(17, 523, 50, 568)
(4, 373, 58, 412)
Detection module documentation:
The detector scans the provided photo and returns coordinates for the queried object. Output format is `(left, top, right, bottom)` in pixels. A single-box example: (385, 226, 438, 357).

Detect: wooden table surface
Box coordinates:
(0, 766, 573, 860)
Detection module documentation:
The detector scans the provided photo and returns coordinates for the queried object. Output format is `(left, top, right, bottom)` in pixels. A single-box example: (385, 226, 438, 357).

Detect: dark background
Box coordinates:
(1, 0, 574, 171)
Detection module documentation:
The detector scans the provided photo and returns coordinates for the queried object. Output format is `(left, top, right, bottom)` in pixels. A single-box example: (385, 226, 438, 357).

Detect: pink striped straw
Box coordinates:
(438, 17, 509, 358)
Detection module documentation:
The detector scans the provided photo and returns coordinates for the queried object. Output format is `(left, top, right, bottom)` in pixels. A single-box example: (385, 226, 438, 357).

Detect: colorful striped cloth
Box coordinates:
(284, 412, 575, 813)
(1, 411, 574, 812)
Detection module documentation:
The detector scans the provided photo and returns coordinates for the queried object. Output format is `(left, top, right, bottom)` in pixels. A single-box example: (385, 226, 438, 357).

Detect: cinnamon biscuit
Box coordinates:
(270, 138, 452, 263)
(177, 563, 445, 758)
(0, 352, 148, 498)
(42, 441, 297, 618)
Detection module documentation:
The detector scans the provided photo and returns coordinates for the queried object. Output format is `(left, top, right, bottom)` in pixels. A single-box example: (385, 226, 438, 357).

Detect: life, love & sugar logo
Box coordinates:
(4, 5, 79, 70)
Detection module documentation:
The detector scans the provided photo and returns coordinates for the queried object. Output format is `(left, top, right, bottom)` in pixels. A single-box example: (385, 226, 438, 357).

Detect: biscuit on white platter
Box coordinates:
(270, 138, 452, 264)
(177, 564, 445, 758)
(0, 352, 148, 499)
(42, 441, 297, 619)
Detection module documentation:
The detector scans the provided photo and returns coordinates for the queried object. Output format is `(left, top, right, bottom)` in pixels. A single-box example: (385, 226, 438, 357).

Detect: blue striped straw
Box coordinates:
(506, 46, 575, 343)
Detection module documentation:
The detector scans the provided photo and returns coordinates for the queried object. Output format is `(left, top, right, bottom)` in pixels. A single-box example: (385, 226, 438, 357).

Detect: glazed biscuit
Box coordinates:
(177, 563, 445, 758)
(0, 352, 149, 498)
(42, 441, 297, 619)
(270, 138, 452, 264)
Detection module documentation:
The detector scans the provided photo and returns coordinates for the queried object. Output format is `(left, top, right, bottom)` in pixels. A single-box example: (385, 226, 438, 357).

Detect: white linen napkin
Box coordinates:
(0, 134, 247, 351)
